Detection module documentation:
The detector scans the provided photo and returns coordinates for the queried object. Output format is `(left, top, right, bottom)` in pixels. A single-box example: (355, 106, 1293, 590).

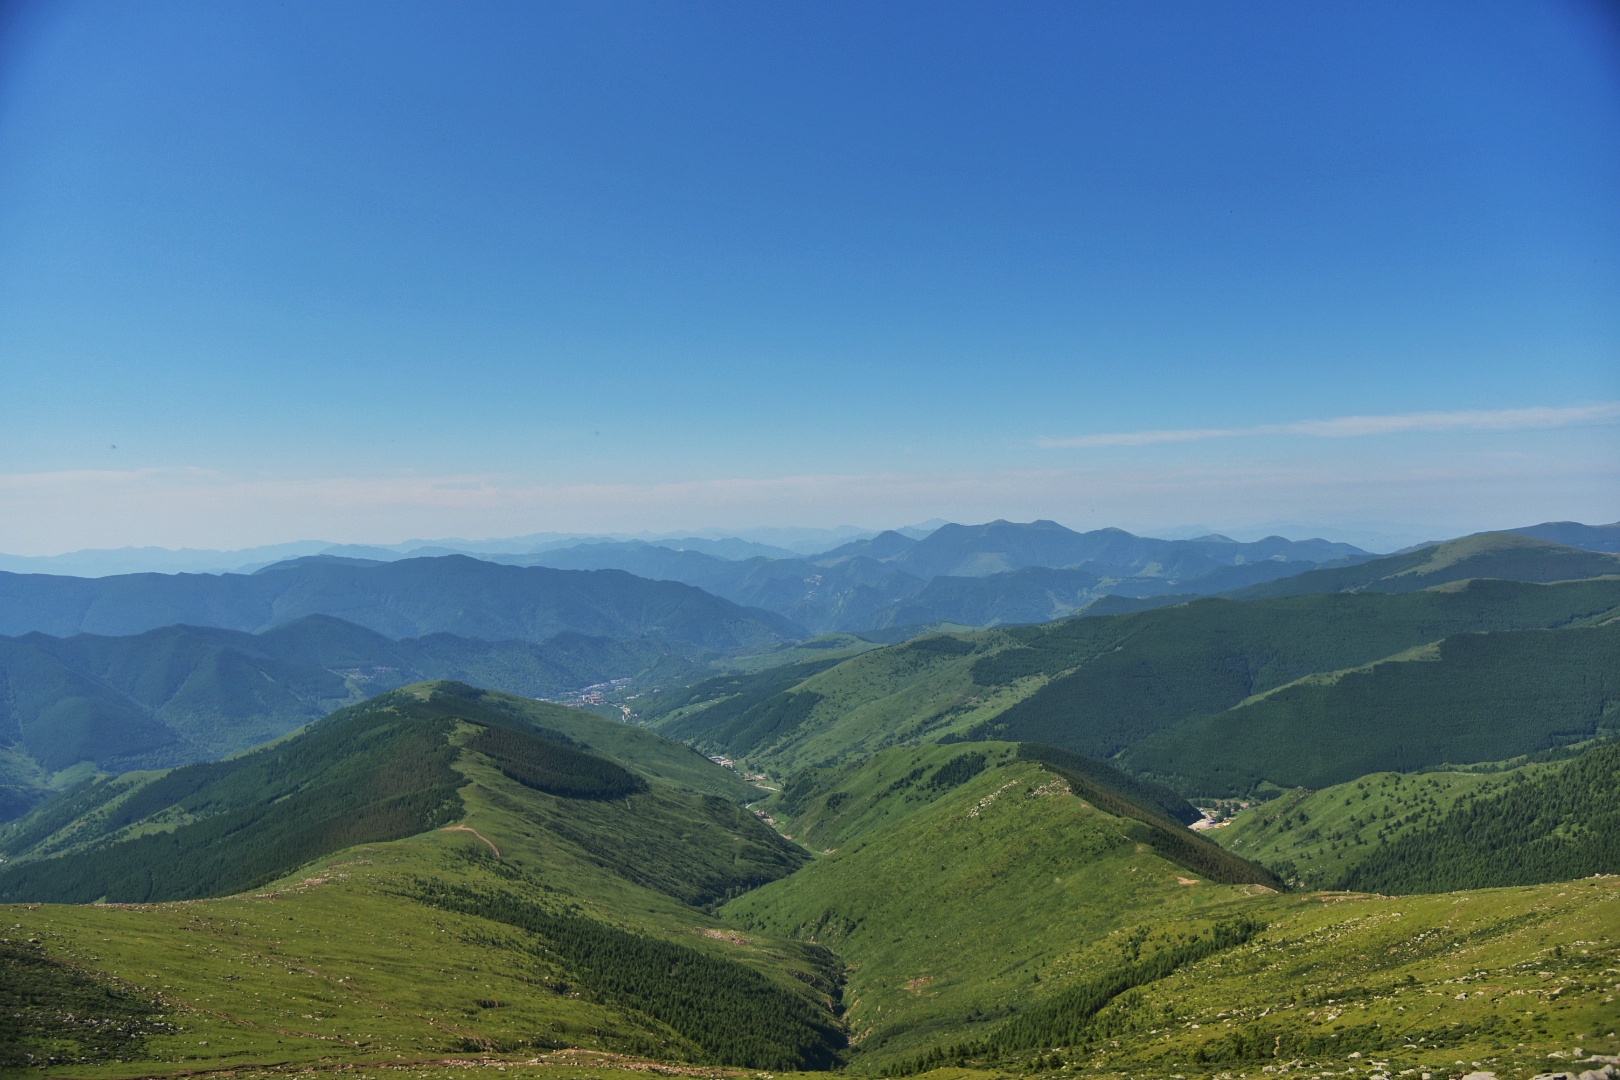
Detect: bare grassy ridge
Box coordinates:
(724, 746, 1620, 1075)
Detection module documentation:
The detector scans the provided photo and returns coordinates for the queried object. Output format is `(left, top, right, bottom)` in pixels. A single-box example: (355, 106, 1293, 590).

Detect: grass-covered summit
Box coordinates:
(0, 681, 772, 905)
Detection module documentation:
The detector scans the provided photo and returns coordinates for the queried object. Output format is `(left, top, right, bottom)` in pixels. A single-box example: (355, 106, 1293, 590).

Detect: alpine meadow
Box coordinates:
(2, 6, 1617, 1080)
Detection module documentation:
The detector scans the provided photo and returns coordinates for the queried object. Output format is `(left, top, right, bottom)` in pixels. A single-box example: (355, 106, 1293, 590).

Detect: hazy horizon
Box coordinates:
(3, 1, 1616, 558)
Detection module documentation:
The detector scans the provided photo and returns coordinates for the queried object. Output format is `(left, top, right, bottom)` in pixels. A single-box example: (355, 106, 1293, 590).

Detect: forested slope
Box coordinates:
(1339, 741, 1620, 893)
(1121, 622, 1620, 795)
(644, 571, 1620, 774)
(0, 683, 765, 903)
(1227, 532, 1620, 599)
(0, 616, 705, 821)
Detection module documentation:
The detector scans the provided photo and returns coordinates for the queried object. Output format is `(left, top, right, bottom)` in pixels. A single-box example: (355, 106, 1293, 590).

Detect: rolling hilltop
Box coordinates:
(1, 683, 848, 1071)
(1226, 530, 1620, 599)
(1212, 741, 1620, 893)
(0, 615, 709, 821)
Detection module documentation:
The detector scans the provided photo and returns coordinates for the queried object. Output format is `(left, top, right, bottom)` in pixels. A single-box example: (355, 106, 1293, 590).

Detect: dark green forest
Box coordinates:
(414, 881, 846, 1070)
(469, 724, 647, 799)
(970, 578, 1620, 759)
(1339, 742, 1620, 893)
(1124, 622, 1620, 795)
(0, 695, 466, 903)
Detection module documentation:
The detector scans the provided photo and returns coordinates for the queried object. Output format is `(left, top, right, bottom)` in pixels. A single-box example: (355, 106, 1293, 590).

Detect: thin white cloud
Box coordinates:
(1038, 402, 1620, 449)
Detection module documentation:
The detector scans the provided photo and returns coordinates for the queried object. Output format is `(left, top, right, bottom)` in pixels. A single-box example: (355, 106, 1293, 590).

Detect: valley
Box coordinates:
(1, 521, 1616, 1080)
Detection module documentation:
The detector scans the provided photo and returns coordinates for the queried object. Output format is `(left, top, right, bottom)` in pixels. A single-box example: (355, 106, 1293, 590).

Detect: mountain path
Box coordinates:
(440, 824, 501, 859)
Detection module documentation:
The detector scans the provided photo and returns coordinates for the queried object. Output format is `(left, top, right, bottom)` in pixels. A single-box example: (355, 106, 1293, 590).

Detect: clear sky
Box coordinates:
(1, 0, 1617, 553)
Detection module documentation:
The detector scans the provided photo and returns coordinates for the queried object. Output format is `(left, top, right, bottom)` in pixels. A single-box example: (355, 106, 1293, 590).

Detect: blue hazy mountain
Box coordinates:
(0, 555, 803, 645)
(515, 521, 1374, 632)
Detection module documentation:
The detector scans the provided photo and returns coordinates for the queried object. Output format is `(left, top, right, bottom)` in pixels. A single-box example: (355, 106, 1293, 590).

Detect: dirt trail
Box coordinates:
(440, 824, 501, 859)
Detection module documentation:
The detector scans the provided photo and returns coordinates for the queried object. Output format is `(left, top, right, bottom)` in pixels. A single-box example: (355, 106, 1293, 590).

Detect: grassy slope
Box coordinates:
(6, 700, 1617, 1079)
(723, 753, 1279, 1064)
(769, 742, 1023, 851)
(1199, 741, 1619, 893)
(721, 751, 1620, 1077)
(1015, 877, 1618, 1080)
(1120, 621, 1620, 796)
(1, 687, 843, 1075)
(1210, 768, 1544, 889)
(713, 634, 886, 676)
(0, 686, 756, 877)
(0, 618, 723, 822)
(646, 631, 1041, 775)
(1339, 741, 1620, 894)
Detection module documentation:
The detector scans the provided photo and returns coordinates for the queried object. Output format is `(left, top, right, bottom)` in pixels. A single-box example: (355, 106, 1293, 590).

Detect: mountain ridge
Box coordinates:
(0, 554, 804, 644)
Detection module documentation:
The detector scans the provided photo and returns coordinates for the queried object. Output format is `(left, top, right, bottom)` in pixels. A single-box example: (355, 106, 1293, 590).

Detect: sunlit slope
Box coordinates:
(1121, 621, 1620, 795)
(1226, 531, 1620, 599)
(3, 816, 844, 1073)
(0, 617, 717, 824)
(1337, 741, 1620, 893)
(1212, 766, 1541, 889)
(0, 683, 762, 901)
(646, 575, 1620, 773)
(2, 684, 845, 1073)
(721, 747, 1619, 1076)
(888, 878, 1618, 1080)
(770, 742, 1202, 854)
(1212, 742, 1620, 892)
(721, 750, 1279, 1063)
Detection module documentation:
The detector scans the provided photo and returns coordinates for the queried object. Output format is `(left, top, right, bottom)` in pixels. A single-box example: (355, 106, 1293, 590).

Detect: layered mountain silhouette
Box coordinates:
(513, 520, 1376, 632)
(0, 555, 803, 644)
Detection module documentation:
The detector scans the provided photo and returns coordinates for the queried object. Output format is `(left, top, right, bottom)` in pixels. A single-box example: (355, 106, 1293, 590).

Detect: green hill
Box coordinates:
(1211, 741, 1620, 894)
(1210, 765, 1535, 889)
(722, 742, 1616, 1075)
(1120, 621, 1620, 796)
(1339, 741, 1620, 893)
(3, 677, 1618, 1078)
(645, 575, 1620, 775)
(723, 747, 1278, 1062)
(0, 683, 760, 903)
(0, 682, 846, 1072)
(0, 616, 710, 820)
(1509, 519, 1620, 552)
(1226, 532, 1620, 599)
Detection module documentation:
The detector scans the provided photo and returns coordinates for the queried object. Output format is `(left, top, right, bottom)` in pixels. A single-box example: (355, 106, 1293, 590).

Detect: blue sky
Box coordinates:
(1, 0, 1616, 552)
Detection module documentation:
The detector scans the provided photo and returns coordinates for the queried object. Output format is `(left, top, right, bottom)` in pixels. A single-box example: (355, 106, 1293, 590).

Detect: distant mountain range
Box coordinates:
(1, 521, 1613, 821)
(0, 526, 885, 577)
(0, 555, 801, 645)
(512, 520, 1382, 633)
